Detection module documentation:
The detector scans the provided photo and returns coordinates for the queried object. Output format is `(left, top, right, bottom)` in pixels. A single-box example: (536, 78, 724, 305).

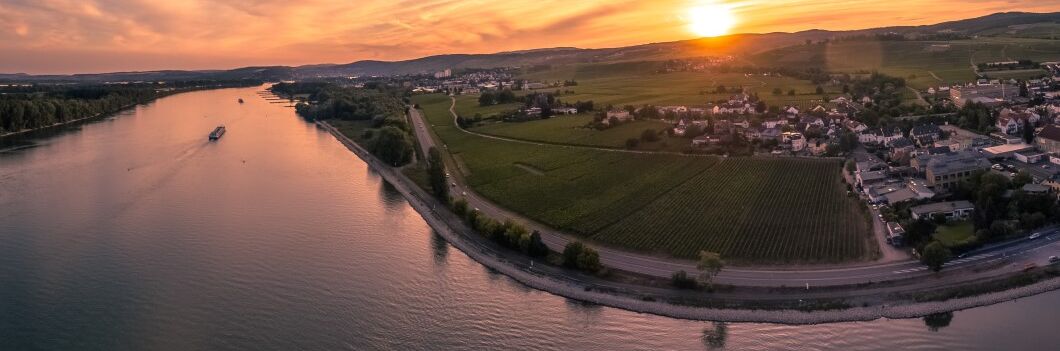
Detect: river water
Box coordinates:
(1, 86, 1058, 350)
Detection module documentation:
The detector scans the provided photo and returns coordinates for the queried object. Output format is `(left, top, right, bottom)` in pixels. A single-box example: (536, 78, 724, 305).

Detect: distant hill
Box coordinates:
(3, 11, 1057, 82)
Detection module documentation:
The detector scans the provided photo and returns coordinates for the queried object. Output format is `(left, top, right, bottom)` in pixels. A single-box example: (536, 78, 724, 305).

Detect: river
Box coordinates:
(1, 85, 1058, 350)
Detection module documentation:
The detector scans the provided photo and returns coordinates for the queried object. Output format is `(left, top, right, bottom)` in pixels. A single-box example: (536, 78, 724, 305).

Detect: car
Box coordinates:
(461, 191, 467, 196)
(1049, 256, 1059, 263)
(1043, 165, 1051, 169)
(1030, 233, 1043, 240)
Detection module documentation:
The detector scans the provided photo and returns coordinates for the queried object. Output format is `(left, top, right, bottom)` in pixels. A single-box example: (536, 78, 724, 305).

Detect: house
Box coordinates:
(789, 134, 807, 152)
(844, 120, 868, 133)
(1015, 151, 1045, 164)
(806, 139, 830, 156)
(1036, 124, 1060, 154)
(934, 139, 962, 152)
(758, 127, 782, 141)
(950, 84, 1016, 107)
(712, 102, 754, 115)
(910, 201, 975, 221)
(888, 137, 915, 159)
(910, 124, 942, 146)
(762, 119, 788, 129)
(996, 116, 1021, 135)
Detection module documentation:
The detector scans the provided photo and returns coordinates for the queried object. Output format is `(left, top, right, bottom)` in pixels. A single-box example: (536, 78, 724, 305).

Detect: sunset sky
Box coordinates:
(1, 0, 1057, 74)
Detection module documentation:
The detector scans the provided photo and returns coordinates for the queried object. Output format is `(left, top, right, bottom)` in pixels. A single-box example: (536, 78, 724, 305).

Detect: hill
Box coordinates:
(2, 11, 1057, 82)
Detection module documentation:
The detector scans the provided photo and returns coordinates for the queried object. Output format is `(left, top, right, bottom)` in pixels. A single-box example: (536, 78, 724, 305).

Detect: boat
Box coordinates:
(238, 98, 244, 103)
(209, 125, 226, 141)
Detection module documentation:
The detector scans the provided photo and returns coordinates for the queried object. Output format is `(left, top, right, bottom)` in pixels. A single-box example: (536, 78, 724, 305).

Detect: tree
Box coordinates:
(1022, 119, 1034, 144)
(427, 147, 449, 200)
(787, 89, 796, 96)
(452, 198, 468, 217)
(368, 126, 414, 166)
(772, 88, 782, 95)
(625, 138, 640, 149)
(923, 312, 954, 332)
(671, 270, 698, 289)
(815, 85, 825, 95)
(640, 129, 659, 142)
(921, 241, 952, 272)
(527, 231, 549, 257)
(562, 242, 585, 268)
(576, 247, 602, 273)
(1013, 170, 1033, 188)
(697, 251, 724, 286)
(478, 92, 496, 106)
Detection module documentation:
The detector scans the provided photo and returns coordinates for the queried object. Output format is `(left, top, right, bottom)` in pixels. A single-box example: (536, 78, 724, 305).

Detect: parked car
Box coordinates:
(1029, 233, 1043, 240)
(1049, 256, 1059, 263)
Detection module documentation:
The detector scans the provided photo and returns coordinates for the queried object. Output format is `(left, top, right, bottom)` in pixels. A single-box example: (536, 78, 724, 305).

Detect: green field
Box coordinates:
(755, 37, 1060, 89)
(519, 68, 850, 109)
(469, 111, 685, 151)
(413, 93, 875, 263)
(591, 157, 875, 263)
(935, 221, 976, 247)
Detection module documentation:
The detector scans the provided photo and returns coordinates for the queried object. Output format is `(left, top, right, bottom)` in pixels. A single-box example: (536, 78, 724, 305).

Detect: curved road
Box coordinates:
(407, 98, 1060, 287)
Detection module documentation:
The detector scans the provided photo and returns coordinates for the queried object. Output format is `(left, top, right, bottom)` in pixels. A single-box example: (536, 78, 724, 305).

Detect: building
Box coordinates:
(1036, 124, 1060, 154)
(910, 124, 943, 145)
(910, 201, 975, 221)
(1015, 151, 1045, 164)
(982, 143, 1035, 159)
(949, 84, 1015, 107)
(605, 109, 631, 121)
(553, 107, 579, 115)
(433, 68, 452, 79)
(920, 151, 991, 189)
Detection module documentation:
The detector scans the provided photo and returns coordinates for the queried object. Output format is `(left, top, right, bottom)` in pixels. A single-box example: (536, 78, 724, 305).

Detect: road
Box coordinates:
(406, 101, 1060, 288)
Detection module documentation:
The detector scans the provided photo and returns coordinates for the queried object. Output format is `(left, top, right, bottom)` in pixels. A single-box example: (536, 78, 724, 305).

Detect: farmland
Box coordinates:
(518, 66, 854, 109)
(592, 157, 876, 263)
(754, 37, 1060, 89)
(469, 112, 686, 151)
(413, 93, 876, 263)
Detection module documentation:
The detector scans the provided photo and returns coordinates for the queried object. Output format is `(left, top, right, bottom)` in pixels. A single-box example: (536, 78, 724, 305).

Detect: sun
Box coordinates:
(687, 3, 737, 37)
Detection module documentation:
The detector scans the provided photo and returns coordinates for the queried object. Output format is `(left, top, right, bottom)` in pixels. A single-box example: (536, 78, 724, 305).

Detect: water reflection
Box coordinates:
(431, 231, 449, 264)
(702, 322, 728, 350)
(923, 312, 954, 332)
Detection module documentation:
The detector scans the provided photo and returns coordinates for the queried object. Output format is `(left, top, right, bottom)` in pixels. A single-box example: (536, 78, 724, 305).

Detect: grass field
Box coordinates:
(413, 93, 876, 263)
(935, 221, 976, 247)
(591, 157, 875, 263)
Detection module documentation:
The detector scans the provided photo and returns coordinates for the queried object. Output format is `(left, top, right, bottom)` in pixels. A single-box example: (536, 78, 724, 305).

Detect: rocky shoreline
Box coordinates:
(319, 120, 1060, 325)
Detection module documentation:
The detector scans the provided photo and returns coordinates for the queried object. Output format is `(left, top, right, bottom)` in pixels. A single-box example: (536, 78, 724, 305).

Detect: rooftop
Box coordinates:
(910, 201, 975, 216)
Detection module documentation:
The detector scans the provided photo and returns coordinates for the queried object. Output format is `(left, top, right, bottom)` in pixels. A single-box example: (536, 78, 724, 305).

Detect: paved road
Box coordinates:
(406, 101, 1060, 287)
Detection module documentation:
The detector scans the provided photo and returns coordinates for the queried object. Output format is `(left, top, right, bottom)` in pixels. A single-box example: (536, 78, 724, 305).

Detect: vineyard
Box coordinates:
(412, 94, 875, 264)
(590, 158, 876, 263)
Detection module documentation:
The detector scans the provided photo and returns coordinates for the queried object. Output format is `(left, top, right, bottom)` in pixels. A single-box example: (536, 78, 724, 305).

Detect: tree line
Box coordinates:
(280, 82, 415, 166)
(0, 80, 259, 134)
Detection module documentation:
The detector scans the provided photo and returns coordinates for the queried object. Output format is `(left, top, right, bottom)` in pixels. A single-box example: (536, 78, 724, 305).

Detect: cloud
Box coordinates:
(0, 0, 1056, 74)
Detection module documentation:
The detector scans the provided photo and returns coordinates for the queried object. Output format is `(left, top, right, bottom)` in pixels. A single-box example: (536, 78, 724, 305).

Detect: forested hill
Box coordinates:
(0, 80, 261, 136)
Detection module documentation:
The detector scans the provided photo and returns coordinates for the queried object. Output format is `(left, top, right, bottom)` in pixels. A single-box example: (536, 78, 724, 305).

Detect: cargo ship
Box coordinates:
(209, 125, 226, 141)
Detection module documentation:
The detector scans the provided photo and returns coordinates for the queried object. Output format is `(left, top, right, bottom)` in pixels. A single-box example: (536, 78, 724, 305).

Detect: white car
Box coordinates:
(1029, 233, 1042, 240)
(1049, 256, 1059, 263)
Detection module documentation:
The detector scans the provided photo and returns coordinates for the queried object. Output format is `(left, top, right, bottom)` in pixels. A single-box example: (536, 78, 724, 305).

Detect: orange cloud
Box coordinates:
(0, 0, 1056, 74)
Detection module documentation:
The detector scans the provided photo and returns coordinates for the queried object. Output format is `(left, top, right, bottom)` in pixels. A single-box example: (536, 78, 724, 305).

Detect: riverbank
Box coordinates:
(0, 83, 259, 139)
(318, 119, 1060, 324)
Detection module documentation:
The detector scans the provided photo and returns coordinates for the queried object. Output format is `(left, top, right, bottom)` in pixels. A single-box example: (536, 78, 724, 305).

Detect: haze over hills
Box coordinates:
(2, 11, 1057, 82)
